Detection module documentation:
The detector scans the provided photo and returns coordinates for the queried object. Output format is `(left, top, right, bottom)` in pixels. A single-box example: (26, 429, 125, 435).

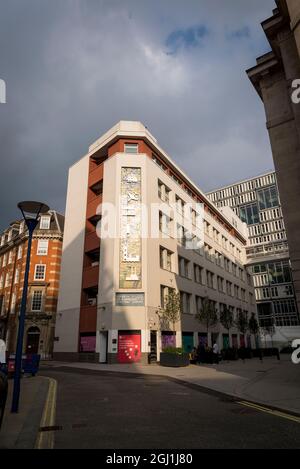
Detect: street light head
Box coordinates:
(18, 201, 50, 221)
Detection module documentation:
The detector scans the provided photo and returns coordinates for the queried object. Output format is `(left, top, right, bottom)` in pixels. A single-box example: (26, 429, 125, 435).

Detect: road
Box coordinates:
(41, 366, 300, 449)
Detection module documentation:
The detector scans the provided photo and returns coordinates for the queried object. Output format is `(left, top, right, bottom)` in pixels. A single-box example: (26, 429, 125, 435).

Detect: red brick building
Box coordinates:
(0, 210, 64, 358)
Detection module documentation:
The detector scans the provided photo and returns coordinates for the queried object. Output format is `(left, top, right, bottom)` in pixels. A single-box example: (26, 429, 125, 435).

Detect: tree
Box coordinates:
(220, 306, 234, 348)
(261, 316, 275, 349)
(157, 290, 181, 338)
(195, 297, 218, 341)
(236, 311, 249, 339)
(248, 313, 259, 348)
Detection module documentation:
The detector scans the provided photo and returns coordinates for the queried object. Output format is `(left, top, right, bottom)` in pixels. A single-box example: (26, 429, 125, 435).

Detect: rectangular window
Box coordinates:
(160, 285, 173, 308)
(37, 239, 49, 255)
(257, 186, 279, 210)
(160, 247, 173, 272)
(206, 271, 214, 289)
(40, 216, 50, 230)
(178, 256, 190, 278)
(14, 269, 19, 284)
(124, 143, 138, 154)
(17, 245, 23, 259)
(239, 203, 259, 225)
(158, 180, 171, 203)
(31, 291, 43, 311)
(34, 264, 46, 280)
(159, 212, 172, 237)
(194, 264, 203, 284)
(8, 251, 13, 264)
(10, 292, 16, 314)
(180, 291, 191, 314)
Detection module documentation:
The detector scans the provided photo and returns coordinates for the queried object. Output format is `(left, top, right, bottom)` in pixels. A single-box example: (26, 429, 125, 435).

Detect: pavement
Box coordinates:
(42, 354, 300, 416)
(0, 375, 53, 449)
(0, 355, 299, 449)
(41, 367, 300, 449)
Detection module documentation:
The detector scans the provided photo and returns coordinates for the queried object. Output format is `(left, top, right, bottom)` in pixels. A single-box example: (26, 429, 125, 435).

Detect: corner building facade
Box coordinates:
(0, 211, 64, 358)
(54, 121, 257, 364)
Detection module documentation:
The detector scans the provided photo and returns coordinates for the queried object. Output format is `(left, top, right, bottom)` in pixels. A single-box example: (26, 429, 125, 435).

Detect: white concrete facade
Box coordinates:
(54, 121, 258, 364)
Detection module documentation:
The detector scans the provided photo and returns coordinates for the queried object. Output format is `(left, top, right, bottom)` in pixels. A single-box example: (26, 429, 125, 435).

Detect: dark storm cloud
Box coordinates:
(0, 0, 275, 230)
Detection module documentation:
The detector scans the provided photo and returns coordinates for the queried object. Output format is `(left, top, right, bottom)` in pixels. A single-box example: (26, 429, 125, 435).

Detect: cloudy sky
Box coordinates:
(0, 0, 276, 230)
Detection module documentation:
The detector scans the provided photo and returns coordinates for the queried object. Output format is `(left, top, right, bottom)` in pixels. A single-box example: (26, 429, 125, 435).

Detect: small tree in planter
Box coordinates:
(157, 291, 188, 366)
(157, 290, 181, 342)
(195, 297, 218, 345)
(248, 313, 259, 349)
(236, 311, 249, 359)
(220, 306, 234, 349)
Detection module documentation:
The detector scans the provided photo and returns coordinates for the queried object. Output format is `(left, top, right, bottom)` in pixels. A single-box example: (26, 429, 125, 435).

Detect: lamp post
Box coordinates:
(11, 201, 49, 413)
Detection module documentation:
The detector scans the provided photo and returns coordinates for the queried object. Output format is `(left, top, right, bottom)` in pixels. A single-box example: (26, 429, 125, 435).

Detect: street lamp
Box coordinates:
(11, 201, 49, 413)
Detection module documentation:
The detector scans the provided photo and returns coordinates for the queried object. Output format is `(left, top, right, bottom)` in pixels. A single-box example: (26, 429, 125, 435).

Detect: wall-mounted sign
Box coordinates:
(116, 292, 145, 306)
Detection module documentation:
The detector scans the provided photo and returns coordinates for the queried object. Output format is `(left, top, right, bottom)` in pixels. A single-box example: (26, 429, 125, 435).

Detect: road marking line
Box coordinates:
(237, 400, 300, 424)
(35, 377, 57, 449)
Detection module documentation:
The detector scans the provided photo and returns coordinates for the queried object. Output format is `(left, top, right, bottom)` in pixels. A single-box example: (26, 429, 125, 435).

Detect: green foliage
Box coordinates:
(220, 306, 234, 333)
(157, 290, 181, 332)
(195, 296, 218, 333)
(236, 311, 249, 334)
(162, 347, 184, 355)
(248, 313, 259, 336)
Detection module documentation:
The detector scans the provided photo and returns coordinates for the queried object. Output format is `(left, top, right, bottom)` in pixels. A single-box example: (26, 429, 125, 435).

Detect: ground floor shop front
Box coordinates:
(77, 329, 257, 364)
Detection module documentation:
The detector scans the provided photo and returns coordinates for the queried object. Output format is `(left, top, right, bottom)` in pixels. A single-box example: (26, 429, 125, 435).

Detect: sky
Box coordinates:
(0, 0, 276, 230)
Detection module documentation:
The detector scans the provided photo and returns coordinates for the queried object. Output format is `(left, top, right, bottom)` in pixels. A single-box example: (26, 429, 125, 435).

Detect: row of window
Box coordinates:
(248, 219, 284, 237)
(0, 239, 49, 269)
(160, 247, 252, 301)
(0, 217, 51, 247)
(208, 173, 276, 202)
(1, 289, 44, 315)
(203, 221, 242, 260)
(160, 285, 251, 317)
(0, 264, 46, 289)
(160, 245, 249, 285)
(256, 284, 294, 300)
(248, 231, 286, 246)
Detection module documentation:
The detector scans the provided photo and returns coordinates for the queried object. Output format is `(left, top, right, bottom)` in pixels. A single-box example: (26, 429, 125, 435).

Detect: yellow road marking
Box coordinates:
(238, 400, 300, 424)
(35, 377, 57, 449)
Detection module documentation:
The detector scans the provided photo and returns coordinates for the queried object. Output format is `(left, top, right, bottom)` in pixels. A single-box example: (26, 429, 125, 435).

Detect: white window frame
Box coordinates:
(31, 290, 43, 312)
(124, 143, 138, 154)
(34, 264, 46, 281)
(40, 216, 50, 230)
(37, 239, 49, 256)
(17, 245, 23, 259)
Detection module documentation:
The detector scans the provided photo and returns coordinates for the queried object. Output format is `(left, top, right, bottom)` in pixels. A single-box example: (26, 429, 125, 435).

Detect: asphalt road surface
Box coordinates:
(41, 367, 300, 449)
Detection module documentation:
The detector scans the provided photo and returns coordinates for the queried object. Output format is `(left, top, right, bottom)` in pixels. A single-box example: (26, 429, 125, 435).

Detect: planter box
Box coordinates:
(160, 352, 190, 367)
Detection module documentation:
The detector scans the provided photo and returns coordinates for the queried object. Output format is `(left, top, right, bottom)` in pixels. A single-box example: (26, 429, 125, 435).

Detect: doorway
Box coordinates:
(99, 331, 108, 363)
(26, 327, 40, 354)
(149, 331, 157, 363)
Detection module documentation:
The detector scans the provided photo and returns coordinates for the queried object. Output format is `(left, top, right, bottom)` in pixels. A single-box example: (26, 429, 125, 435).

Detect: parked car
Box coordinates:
(0, 370, 8, 429)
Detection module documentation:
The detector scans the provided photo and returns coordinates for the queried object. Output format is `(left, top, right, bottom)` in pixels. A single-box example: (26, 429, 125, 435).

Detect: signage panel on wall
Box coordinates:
(118, 332, 141, 363)
(116, 292, 145, 306)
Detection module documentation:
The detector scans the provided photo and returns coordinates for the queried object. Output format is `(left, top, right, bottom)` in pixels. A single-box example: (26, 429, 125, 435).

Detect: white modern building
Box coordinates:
(207, 171, 300, 348)
(54, 121, 257, 364)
